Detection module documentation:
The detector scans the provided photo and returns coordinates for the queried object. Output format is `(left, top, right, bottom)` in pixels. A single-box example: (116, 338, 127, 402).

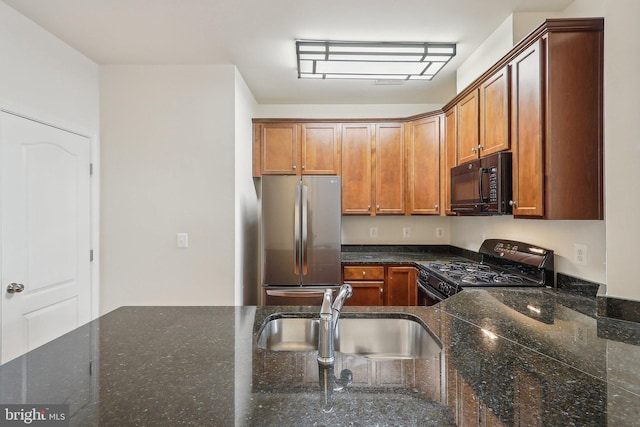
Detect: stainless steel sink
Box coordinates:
(256, 314, 441, 359)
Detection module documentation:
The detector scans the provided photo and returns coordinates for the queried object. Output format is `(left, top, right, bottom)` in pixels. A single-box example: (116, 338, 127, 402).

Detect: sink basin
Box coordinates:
(256, 314, 441, 359)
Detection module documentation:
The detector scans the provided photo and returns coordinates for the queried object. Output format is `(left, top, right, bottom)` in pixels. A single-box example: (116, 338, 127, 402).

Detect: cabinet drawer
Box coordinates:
(343, 266, 385, 280)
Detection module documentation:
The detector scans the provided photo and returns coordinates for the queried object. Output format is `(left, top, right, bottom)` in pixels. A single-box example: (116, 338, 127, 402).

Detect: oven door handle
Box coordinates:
(417, 281, 445, 302)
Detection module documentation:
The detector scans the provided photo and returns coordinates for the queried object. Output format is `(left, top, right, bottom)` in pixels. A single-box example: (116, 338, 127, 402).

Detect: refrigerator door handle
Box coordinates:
(301, 184, 309, 275)
(294, 181, 301, 275)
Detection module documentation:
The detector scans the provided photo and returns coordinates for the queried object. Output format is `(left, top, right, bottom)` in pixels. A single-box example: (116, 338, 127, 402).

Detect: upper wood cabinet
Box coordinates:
(341, 123, 374, 214)
(375, 123, 405, 215)
(253, 122, 340, 176)
(510, 26, 604, 219)
(479, 65, 510, 156)
(510, 41, 545, 218)
(443, 107, 457, 215)
(456, 89, 480, 164)
(342, 123, 405, 215)
(300, 123, 341, 174)
(254, 123, 298, 175)
(407, 115, 441, 215)
(456, 66, 509, 165)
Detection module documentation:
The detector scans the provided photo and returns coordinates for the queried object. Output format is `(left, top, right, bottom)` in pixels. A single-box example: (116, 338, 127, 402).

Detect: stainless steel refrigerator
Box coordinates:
(261, 176, 341, 305)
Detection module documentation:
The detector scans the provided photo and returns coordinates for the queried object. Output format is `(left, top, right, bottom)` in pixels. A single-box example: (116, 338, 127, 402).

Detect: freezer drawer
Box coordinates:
(262, 286, 340, 306)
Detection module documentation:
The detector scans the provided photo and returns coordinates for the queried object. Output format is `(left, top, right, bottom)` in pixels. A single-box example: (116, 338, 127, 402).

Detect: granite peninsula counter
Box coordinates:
(1, 288, 639, 426)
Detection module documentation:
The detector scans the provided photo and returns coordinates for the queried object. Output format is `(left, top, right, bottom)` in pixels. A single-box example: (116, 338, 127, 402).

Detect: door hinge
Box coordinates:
(90, 163, 94, 176)
(90, 249, 94, 262)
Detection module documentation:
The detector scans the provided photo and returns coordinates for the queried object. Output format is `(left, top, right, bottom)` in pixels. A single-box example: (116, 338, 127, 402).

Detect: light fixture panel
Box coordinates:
(296, 40, 456, 81)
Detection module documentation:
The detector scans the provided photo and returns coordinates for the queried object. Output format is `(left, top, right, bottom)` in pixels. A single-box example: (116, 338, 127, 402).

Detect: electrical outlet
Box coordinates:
(436, 228, 444, 238)
(574, 244, 587, 266)
(402, 227, 411, 238)
(369, 227, 378, 238)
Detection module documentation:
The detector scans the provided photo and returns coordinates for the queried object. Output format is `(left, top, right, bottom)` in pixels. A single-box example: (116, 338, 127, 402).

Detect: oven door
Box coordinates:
(417, 279, 446, 306)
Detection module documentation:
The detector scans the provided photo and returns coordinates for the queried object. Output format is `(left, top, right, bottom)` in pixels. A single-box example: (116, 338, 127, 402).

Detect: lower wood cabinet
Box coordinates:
(385, 266, 417, 306)
(343, 265, 385, 306)
(342, 264, 417, 306)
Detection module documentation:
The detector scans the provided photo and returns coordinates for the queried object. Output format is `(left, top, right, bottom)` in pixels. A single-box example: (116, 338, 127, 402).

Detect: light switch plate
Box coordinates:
(177, 233, 189, 248)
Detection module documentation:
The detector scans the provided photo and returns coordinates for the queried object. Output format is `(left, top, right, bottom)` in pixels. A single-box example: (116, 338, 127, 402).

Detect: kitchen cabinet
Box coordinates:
(342, 264, 416, 306)
(509, 26, 604, 219)
(341, 124, 374, 214)
(443, 107, 457, 215)
(406, 115, 441, 215)
(252, 122, 340, 176)
(375, 123, 405, 214)
(343, 265, 384, 306)
(479, 66, 510, 156)
(456, 89, 480, 165)
(456, 67, 509, 166)
(385, 266, 417, 306)
(300, 123, 341, 175)
(341, 123, 405, 215)
(254, 122, 298, 175)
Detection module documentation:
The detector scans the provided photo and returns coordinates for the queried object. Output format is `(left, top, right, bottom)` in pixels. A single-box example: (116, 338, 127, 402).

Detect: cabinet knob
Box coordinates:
(301, 165, 305, 170)
(293, 165, 297, 170)
(376, 205, 380, 210)
(478, 145, 484, 150)
(471, 147, 477, 152)
(367, 205, 371, 210)
(509, 200, 516, 207)
(434, 204, 439, 209)
(362, 271, 366, 277)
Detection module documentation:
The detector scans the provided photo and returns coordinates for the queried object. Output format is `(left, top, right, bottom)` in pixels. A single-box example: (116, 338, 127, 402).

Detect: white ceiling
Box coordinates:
(2, 0, 573, 104)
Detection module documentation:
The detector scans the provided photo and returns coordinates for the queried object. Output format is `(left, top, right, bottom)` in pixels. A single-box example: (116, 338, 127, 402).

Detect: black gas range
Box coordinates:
(417, 239, 554, 306)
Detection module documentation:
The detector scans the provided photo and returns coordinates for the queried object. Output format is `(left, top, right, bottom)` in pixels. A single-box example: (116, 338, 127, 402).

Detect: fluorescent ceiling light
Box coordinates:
(296, 40, 456, 81)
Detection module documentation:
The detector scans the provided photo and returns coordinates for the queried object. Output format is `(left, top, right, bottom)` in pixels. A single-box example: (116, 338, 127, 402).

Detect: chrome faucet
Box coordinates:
(317, 284, 353, 365)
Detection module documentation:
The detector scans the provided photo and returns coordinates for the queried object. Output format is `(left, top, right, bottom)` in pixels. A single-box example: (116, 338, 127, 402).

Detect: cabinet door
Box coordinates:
(407, 116, 440, 215)
(300, 123, 340, 175)
(385, 266, 417, 306)
(457, 89, 480, 164)
(480, 66, 510, 156)
(510, 40, 545, 217)
(443, 107, 457, 215)
(375, 123, 405, 214)
(343, 282, 384, 306)
(341, 124, 374, 214)
(260, 123, 299, 175)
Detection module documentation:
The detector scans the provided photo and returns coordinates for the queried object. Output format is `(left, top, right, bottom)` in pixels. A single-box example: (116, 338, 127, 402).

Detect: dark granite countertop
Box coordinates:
(1, 287, 639, 426)
(340, 245, 473, 266)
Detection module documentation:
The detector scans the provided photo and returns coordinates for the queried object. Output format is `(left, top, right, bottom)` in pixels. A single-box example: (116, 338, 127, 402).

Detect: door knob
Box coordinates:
(7, 283, 24, 294)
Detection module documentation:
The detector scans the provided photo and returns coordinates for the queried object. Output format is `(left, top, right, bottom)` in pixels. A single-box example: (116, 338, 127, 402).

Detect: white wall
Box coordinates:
(0, 2, 99, 134)
(100, 65, 236, 314)
(602, 0, 640, 301)
(342, 216, 451, 245)
(0, 2, 100, 318)
(234, 69, 259, 305)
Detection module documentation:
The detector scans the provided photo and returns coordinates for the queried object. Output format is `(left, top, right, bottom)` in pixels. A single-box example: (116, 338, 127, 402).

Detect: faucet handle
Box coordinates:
(320, 288, 333, 316)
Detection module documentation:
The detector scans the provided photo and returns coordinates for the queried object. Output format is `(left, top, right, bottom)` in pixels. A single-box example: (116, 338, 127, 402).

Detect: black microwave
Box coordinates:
(450, 152, 512, 215)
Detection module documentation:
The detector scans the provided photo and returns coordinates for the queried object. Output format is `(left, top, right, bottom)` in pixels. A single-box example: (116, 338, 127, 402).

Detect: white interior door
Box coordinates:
(1, 111, 92, 364)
